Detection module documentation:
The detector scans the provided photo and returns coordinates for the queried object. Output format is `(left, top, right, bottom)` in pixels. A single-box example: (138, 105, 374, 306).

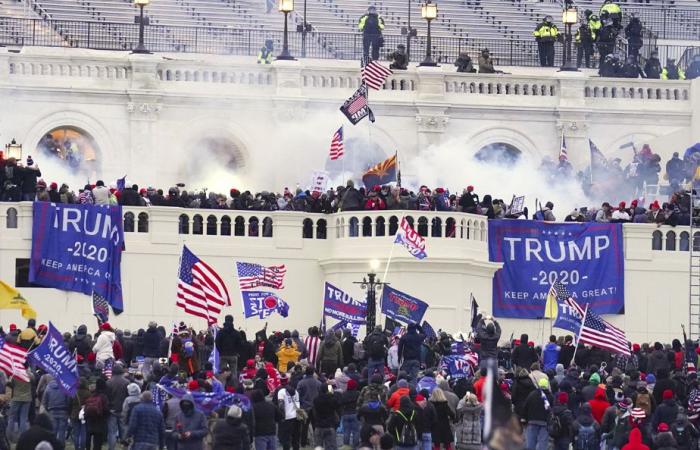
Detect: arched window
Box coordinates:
(665, 231, 676, 251)
(206, 215, 217, 236)
(179, 214, 189, 234)
(248, 217, 259, 237)
(316, 219, 327, 239)
(302, 219, 314, 239)
(362, 217, 372, 237)
(474, 142, 522, 166)
(35, 126, 101, 174)
(652, 230, 662, 250)
(234, 216, 245, 236)
(375, 216, 386, 237)
(694, 232, 700, 252)
(221, 216, 231, 236)
(349, 217, 359, 237)
(192, 215, 203, 235)
(6, 207, 17, 229)
(263, 217, 273, 237)
(123, 212, 135, 233)
(137, 212, 148, 233)
(417, 217, 429, 237)
(446, 218, 456, 238)
(389, 216, 399, 235)
(680, 231, 689, 251)
(431, 217, 442, 237)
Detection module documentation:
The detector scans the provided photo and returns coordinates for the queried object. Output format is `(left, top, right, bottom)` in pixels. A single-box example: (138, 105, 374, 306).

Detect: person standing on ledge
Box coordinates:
(533, 16, 559, 67)
(358, 6, 385, 65)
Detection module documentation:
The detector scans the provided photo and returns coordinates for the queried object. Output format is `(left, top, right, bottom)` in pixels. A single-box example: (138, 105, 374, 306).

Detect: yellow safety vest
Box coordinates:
(533, 24, 559, 40)
(588, 18, 602, 40)
(661, 67, 686, 80)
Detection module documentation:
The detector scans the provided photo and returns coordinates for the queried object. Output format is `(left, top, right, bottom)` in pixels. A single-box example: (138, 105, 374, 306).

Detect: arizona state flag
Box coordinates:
(362, 153, 397, 187)
(0, 281, 37, 320)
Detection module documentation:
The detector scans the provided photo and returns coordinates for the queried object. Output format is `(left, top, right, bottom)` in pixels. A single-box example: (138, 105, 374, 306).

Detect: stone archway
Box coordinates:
(474, 142, 523, 166)
(35, 126, 102, 178)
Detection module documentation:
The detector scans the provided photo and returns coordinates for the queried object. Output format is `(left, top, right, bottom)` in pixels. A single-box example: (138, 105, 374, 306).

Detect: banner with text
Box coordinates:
(28, 322, 79, 396)
(29, 202, 125, 312)
(488, 220, 624, 318)
(381, 285, 429, 324)
(323, 282, 366, 324)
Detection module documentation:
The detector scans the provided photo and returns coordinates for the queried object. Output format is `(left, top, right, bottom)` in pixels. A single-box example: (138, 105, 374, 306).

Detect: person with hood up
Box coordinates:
(475, 315, 501, 363)
(172, 394, 207, 450)
(92, 322, 115, 368)
(589, 387, 611, 424)
(572, 403, 600, 450)
(364, 325, 389, 378)
(522, 377, 554, 450)
(387, 379, 411, 412)
(622, 427, 650, 450)
(70, 324, 92, 359)
(211, 405, 250, 450)
(250, 388, 282, 450)
(276, 338, 301, 373)
(672, 411, 699, 450)
(216, 315, 243, 378)
(41, 378, 71, 445)
(386, 396, 419, 450)
(317, 332, 343, 377)
(127, 391, 165, 450)
(16, 413, 64, 450)
(454, 392, 482, 449)
(511, 334, 538, 370)
(121, 383, 142, 427)
(550, 391, 574, 450)
(511, 367, 536, 418)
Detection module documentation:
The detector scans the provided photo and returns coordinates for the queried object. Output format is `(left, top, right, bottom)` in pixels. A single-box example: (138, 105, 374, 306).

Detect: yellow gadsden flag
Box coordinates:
(543, 284, 558, 319)
(0, 280, 37, 320)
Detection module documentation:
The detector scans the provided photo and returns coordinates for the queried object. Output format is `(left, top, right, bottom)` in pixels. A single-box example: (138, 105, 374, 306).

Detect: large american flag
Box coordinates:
(0, 336, 29, 382)
(362, 61, 393, 90)
(176, 245, 231, 325)
(579, 306, 630, 355)
(329, 126, 344, 160)
(236, 262, 287, 290)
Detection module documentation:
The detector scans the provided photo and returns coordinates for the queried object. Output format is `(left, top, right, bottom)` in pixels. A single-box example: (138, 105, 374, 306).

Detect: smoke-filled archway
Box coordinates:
(474, 142, 522, 166)
(324, 137, 389, 183)
(175, 136, 247, 192)
(35, 126, 101, 175)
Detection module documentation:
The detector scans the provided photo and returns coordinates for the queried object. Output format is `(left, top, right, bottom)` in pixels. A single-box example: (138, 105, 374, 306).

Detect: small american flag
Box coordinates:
(362, 61, 393, 90)
(92, 291, 110, 324)
(0, 336, 29, 382)
(347, 93, 368, 115)
(236, 262, 286, 290)
(560, 135, 568, 161)
(102, 359, 113, 380)
(176, 246, 231, 325)
(579, 306, 630, 355)
(329, 126, 344, 160)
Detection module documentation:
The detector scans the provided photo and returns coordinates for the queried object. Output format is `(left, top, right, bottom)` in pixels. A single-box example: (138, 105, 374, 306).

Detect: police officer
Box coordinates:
(600, 0, 622, 29)
(624, 13, 643, 59)
(596, 22, 618, 72)
(588, 13, 602, 41)
(575, 19, 594, 68)
(599, 53, 622, 77)
(257, 39, 273, 64)
(644, 50, 662, 79)
(358, 6, 385, 64)
(533, 16, 559, 67)
(388, 44, 408, 70)
(619, 55, 644, 78)
(686, 54, 700, 79)
(662, 58, 686, 80)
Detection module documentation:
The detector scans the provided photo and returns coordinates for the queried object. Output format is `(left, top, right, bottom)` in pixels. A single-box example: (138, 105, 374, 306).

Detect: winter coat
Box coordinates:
(621, 427, 650, 450)
(92, 330, 115, 363)
(511, 374, 536, 417)
(216, 323, 243, 357)
(387, 405, 418, 446)
(174, 396, 208, 450)
(653, 431, 678, 450)
(317, 335, 343, 366)
(312, 391, 340, 428)
(252, 396, 282, 436)
(512, 343, 538, 369)
(387, 387, 410, 411)
(339, 187, 364, 211)
(93, 185, 110, 205)
(588, 388, 611, 424)
(523, 389, 553, 424)
(430, 400, 455, 444)
(652, 398, 679, 430)
(475, 319, 501, 360)
(542, 343, 561, 371)
(69, 325, 92, 358)
(357, 382, 389, 408)
(122, 384, 142, 423)
(398, 328, 426, 361)
(276, 345, 301, 372)
(648, 349, 671, 374)
(340, 389, 360, 415)
(41, 380, 71, 413)
(106, 369, 130, 413)
(16, 417, 64, 450)
(455, 400, 482, 449)
(211, 417, 250, 450)
(142, 326, 162, 358)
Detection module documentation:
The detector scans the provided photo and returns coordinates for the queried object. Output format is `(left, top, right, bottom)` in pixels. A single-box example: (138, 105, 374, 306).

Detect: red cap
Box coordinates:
(50, 182, 58, 189)
(87, 352, 96, 363)
(662, 389, 673, 400)
(619, 201, 626, 208)
(436, 187, 445, 193)
(347, 379, 358, 391)
(467, 185, 474, 191)
(100, 322, 112, 331)
(415, 394, 425, 402)
(632, 343, 640, 352)
(8, 323, 17, 332)
(76, 354, 84, 363)
(528, 341, 534, 347)
(631, 199, 638, 207)
(372, 185, 381, 192)
(188, 380, 199, 391)
(139, 188, 147, 194)
(658, 422, 669, 432)
(558, 392, 569, 404)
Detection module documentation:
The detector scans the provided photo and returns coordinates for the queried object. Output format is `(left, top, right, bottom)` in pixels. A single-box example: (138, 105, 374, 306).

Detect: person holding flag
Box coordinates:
(475, 315, 501, 365)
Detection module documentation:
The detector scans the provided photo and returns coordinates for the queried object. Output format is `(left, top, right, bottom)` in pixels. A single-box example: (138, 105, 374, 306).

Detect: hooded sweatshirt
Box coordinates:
(622, 427, 650, 450)
(317, 334, 343, 366)
(589, 388, 611, 424)
(93, 330, 115, 363)
(122, 383, 142, 423)
(174, 395, 208, 450)
(70, 325, 92, 358)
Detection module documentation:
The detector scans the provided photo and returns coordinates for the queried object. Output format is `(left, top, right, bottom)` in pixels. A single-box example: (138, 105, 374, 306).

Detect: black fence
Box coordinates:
(624, 6, 700, 40)
(0, 17, 696, 69)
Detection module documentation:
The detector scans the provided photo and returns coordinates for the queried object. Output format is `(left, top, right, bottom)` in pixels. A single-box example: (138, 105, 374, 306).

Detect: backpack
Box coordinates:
(673, 424, 694, 449)
(366, 335, 385, 359)
(84, 394, 105, 420)
(635, 392, 652, 416)
(547, 414, 563, 438)
(353, 341, 366, 361)
(575, 424, 597, 450)
(396, 411, 417, 446)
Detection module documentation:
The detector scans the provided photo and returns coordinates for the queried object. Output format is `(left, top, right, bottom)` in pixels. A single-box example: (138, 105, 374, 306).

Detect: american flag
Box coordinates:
(422, 321, 436, 339)
(176, 246, 231, 325)
(560, 135, 568, 161)
(579, 306, 630, 355)
(102, 359, 113, 380)
(329, 126, 344, 160)
(347, 92, 368, 115)
(92, 291, 110, 324)
(0, 336, 29, 382)
(362, 61, 393, 90)
(236, 262, 286, 290)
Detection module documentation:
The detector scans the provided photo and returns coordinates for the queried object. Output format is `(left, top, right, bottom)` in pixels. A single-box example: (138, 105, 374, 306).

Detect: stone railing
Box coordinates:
(584, 78, 691, 101)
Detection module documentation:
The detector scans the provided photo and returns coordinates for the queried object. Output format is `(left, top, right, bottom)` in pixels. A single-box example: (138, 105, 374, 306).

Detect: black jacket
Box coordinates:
(119, 188, 141, 206)
(251, 399, 282, 436)
(312, 392, 340, 428)
(511, 344, 538, 369)
(70, 325, 92, 359)
(211, 417, 250, 450)
(558, 344, 575, 368)
(20, 166, 41, 195)
(523, 389, 553, 423)
(398, 328, 426, 362)
(216, 323, 243, 357)
(142, 326, 162, 358)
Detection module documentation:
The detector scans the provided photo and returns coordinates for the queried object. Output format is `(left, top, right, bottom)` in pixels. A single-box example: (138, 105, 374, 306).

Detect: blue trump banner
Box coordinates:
(29, 202, 125, 313)
(28, 322, 78, 396)
(324, 282, 367, 324)
(381, 285, 429, 324)
(241, 291, 289, 319)
(488, 220, 624, 318)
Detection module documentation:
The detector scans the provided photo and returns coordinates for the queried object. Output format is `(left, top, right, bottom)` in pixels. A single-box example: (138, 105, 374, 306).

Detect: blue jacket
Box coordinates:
(542, 343, 560, 371)
(398, 328, 426, 362)
(128, 400, 165, 447)
(42, 380, 71, 412)
(142, 326, 162, 358)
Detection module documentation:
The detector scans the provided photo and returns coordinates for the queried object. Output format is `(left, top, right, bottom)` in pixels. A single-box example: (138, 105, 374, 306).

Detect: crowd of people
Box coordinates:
(2, 314, 700, 450)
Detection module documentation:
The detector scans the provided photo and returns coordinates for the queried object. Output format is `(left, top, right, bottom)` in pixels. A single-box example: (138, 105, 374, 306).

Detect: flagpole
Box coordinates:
(570, 303, 589, 367)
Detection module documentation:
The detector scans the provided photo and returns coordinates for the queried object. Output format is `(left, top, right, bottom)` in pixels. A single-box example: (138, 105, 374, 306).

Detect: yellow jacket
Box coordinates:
(534, 23, 559, 41)
(276, 345, 301, 372)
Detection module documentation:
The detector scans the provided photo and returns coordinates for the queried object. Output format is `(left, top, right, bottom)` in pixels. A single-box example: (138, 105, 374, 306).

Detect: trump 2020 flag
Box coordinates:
(340, 83, 375, 125)
(549, 282, 585, 335)
(241, 291, 289, 319)
(28, 322, 79, 396)
(394, 217, 427, 259)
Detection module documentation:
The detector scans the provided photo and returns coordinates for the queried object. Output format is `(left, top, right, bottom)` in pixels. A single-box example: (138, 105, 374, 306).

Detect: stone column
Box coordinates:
(415, 67, 449, 149)
(555, 72, 590, 169)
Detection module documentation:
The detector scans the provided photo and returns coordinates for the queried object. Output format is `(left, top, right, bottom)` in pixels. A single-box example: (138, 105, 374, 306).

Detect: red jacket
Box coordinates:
(588, 388, 611, 424)
(387, 387, 410, 411)
(621, 428, 650, 450)
(474, 377, 486, 402)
